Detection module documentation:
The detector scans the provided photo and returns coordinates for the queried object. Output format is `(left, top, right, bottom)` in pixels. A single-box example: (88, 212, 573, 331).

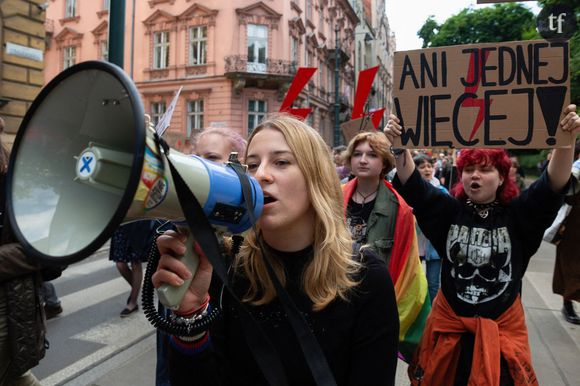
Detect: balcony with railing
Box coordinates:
(224, 56, 297, 95)
(326, 47, 350, 69)
(224, 56, 296, 77)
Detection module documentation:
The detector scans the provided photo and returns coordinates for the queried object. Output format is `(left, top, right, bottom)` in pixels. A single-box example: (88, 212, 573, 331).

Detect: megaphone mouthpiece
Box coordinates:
(75, 143, 134, 195)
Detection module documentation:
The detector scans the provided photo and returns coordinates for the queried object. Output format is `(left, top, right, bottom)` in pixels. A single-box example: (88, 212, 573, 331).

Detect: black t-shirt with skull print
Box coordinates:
(393, 169, 562, 319)
(346, 197, 376, 255)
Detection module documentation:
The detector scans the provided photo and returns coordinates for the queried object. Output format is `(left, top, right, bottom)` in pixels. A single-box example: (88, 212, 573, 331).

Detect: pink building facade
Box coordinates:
(44, 0, 361, 151)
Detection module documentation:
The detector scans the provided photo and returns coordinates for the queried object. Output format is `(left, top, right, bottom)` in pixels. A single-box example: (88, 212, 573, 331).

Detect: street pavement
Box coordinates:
(34, 241, 580, 385)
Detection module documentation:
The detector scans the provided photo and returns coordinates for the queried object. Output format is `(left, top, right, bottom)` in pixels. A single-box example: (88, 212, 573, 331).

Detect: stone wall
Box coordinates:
(0, 0, 46, 147)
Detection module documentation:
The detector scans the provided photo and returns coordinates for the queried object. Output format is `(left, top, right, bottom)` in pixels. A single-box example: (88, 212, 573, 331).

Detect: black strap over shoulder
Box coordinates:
(166, 157, 289, 386)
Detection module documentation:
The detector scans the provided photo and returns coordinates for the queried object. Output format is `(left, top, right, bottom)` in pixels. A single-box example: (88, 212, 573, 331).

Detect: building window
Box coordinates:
(153, 31, 170, 69)
(187, 100, 204, 137)
(189, 26, 207, 66)
(151, 102, 166, 127)
(307, 110, 314, 127)
(290, 37, 299, 65)
(357, 42, 362, 71)
(306, 0, 312, 21)
(103, 0, 110, 11)
(63, 46, 76, 69)
(304, 45, 310, 67)
(65, 0, 77, 18)
(327, 66, 333, 96)
(248, 100, 267, 134)
(100, 40, 108, 61)
(247, 24, 267, 73)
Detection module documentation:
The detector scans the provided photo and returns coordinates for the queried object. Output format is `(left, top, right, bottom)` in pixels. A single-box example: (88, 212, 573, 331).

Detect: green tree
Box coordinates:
(418, 17, 439, 49)
(418, 2, 579, 105)
(417, 2, 579, 163)
(417, 3, 538, 48)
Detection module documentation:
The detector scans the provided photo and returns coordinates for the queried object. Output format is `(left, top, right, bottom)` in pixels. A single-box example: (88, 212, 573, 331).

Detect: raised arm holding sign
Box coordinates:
(385, 41, 580, 381)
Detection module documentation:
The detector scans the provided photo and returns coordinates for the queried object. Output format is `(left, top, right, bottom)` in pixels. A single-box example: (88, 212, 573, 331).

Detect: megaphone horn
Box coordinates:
(6, 61, 263, 308)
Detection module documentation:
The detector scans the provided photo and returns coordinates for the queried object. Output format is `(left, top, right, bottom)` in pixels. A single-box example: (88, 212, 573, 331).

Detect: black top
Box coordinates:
(346, 197, 375, 254)
(168, 246, 399, 386)
(393, 169, 562, 319)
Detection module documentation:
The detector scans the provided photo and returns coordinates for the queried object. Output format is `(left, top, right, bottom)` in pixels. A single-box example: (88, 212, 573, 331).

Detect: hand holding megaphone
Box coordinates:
(152, 230, 213, 314)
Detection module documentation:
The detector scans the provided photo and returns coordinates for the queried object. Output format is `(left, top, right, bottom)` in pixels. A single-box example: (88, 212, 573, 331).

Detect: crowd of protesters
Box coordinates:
(148, 104, 579, 386)
(3, 99, 579, 386)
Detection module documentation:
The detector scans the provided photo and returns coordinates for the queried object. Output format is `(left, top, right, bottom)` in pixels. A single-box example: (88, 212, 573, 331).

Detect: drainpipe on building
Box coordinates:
(130, 0, 136, 78)
(333, 24, 341, 147)
(109, 0, 126, 68)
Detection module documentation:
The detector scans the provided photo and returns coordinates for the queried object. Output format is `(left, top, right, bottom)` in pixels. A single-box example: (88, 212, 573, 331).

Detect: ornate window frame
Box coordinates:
(143, 10, 178, 79)
(247, 97, 268, 135)
(178, 3, 219, 77)
(236, 2, 282, 69)
(92, 21, 109, 61)
(186, 97, 204, 137)
(150, 99, 167, 127)
(54, 27, 83, 71)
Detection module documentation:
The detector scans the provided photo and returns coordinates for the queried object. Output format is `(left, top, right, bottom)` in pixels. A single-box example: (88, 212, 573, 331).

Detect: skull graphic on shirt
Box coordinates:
(446, 225, 512, 304)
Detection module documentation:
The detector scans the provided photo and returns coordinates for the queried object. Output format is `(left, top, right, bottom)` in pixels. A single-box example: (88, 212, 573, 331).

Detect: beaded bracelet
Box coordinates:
(171, 301, 210, 326)
(171, 301, 212, 341)
(174, 295, 210, 318)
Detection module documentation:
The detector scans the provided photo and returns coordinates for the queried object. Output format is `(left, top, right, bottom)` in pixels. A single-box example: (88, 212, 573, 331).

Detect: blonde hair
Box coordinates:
(343, 131, 395, 177)
(236, 114, 360, 311)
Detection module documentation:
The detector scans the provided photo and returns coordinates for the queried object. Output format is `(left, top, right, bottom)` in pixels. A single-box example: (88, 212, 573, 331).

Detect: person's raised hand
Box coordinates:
(560, 104, 580, 137)
(383, 114, 402, 145)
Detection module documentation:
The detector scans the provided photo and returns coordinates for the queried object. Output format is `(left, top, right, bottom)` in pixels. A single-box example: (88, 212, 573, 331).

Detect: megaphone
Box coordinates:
(5, 61, 263, 308)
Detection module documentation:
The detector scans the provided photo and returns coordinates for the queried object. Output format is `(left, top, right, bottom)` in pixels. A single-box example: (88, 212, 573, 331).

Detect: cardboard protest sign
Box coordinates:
(393, 40, 570, 149)
(341, 116, 377, 144)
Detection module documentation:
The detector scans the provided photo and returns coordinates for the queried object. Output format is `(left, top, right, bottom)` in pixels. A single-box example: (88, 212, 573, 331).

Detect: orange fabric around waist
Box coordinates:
(408, 292, 538, 386)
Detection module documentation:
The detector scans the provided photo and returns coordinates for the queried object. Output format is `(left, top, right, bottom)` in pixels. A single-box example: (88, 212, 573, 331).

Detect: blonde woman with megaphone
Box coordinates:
(152, 114, 400, 386)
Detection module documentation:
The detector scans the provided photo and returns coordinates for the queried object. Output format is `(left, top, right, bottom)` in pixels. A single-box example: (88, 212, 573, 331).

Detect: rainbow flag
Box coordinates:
(343, 180, 431, 362)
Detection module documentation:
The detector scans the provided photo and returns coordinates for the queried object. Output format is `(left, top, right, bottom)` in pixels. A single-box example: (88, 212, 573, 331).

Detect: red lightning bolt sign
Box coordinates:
(279, 67, 317, 120)
(352, 66, 385, 129)
(462, 50, 493, 142)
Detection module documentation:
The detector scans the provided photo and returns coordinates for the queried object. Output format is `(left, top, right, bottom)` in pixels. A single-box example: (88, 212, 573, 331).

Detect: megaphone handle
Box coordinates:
(156, 231, 200, 310)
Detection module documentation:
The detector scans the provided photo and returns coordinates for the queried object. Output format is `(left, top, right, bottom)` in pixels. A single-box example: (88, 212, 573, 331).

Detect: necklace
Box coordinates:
(466, 199, 499, 219)
(355, 188, 378, 205)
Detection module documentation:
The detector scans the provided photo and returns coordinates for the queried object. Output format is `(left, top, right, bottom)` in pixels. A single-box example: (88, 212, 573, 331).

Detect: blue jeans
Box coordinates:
(40, 282, 60, 308)
(426, 259, 441, 304)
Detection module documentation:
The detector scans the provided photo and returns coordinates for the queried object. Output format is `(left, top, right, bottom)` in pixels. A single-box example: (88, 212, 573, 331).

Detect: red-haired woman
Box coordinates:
(384, 105, 580, 386)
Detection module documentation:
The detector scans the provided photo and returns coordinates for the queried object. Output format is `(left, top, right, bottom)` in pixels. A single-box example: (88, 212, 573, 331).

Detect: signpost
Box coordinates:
(392, 40, 571, 149)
